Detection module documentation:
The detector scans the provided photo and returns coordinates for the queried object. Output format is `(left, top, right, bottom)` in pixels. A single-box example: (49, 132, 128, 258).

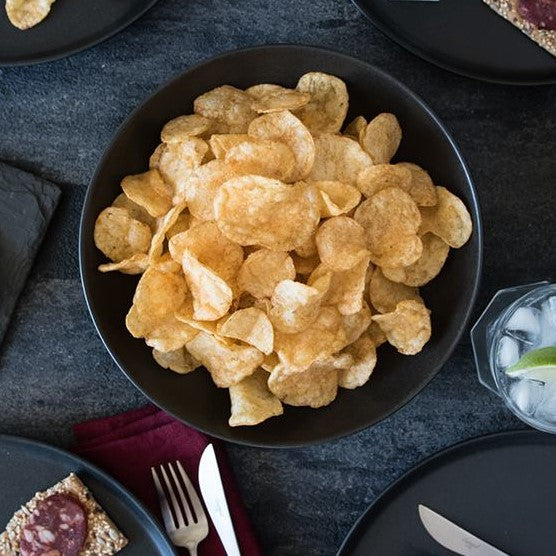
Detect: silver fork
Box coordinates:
(151, 461, 209, 556)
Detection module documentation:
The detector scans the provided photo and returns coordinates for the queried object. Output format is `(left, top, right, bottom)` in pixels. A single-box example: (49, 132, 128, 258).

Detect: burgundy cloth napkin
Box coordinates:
(73, 405, 262, 556)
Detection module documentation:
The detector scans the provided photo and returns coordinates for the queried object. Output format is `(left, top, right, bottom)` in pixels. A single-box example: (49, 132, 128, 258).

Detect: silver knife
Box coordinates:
(198, 444, 241, 556)
(418, 505, 509, 556)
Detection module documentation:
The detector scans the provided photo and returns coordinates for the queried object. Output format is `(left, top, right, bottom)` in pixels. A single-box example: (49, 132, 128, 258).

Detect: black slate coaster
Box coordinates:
(0, 162, 61, 345)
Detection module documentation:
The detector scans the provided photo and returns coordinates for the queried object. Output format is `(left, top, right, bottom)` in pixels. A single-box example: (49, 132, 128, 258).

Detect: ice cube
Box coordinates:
(505, 307, 541, 344)
(539, 296, 556, 347)
(509, 379, 544, 417)
(496, 335, 519, 368)
(534, 381, 556, 423)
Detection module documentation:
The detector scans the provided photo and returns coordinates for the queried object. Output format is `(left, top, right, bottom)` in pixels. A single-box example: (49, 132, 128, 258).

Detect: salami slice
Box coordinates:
(20, 493, 87, 556)
(519, 0, 556, 30)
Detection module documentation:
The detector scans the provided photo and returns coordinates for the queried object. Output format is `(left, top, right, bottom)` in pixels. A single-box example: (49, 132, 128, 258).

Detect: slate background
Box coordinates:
(0, 1, 555, 554)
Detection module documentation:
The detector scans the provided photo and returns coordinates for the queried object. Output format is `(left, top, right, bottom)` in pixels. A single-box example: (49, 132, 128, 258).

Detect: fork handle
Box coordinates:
(187, 544, 198, 556)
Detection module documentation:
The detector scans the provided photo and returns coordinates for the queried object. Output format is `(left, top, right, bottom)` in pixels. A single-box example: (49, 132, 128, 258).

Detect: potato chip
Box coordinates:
(310, 180, 361, 217)
(145, 316, 199, 352)
(237, 249, 295, 299)
(251, 90, 311, 113)
(183, 159, 236, 220)
(112, 193, 156, 230)
(245, 84, 286, 99)
(419, 186, 472, 248)
(368, 267, 423, 313)
(308, 134, 373, 187)
(356, 164, 412, 198)
(120, 169, 173, 218)
(229, 369, 283, 427)
(341, 302, 372, 346)
(209, 134, 251, 159)
(396, 162, 437, 206)
(218, 307, 273, 354)
(361, 113, 402, 164)
(382, 233, 450, 287)
(268, 360, 339, 408)
(372, 300, 431, 355)
(165, 212, 191, 239)
(343, 115, 367, 141)
(94, 207, 152, 263)
(6, 0, 55, 30)
(181, 249, 233, 321)
(185, 331, 263, 387)
(148, 201, 187, 262)
(339, 334, 377, 389)
(290, 252, 320, 277)
(125, 304, 149, 338)
(214, 176, 320, 251)
(98, 253, 148, 275)
(315, 216, 368, 271)
(294, 233, 317, 258)
(160, 114, 212, 143)
(261, 352, 280, 373)
(225, 139, 296, 181)
(248, 111, 315, 182)
(294, 72, 348, 134)
(367, 321, 387, 347)
(269, 275, 330, 334)
(354, 187, 422, 267)
(152, 347, 200, 374)
(194, 85, 256, 133)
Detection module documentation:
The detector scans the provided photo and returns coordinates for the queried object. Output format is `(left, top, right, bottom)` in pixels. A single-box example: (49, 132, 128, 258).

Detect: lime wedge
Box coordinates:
(506, 346, 556, 382)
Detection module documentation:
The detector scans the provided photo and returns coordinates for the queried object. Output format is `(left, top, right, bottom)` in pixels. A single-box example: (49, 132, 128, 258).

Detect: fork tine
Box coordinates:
(151, 467, 176, 533)
(176, 460, 208, 528)
(160, 464, 186, 529)
(168, 462, 195, 524)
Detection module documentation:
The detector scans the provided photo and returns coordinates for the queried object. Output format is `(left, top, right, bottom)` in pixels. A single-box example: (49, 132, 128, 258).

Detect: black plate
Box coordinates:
(0, 435, 175, 555)
(80, 45, 482, 448)
(352, 0, 556, 85)
(338, 430, 556, 555)
(0, 0, 158, 66)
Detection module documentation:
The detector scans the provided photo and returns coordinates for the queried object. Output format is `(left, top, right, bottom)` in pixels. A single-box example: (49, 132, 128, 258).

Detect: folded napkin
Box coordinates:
(73, 406, 262, 556)
(0, 162, 61, 345)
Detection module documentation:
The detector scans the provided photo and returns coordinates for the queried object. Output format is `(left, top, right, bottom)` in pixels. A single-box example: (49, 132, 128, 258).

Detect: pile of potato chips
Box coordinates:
(94, 72, 473, 427)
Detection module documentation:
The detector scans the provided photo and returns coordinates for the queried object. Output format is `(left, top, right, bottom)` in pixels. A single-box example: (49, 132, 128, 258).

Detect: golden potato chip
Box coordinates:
(339, 334, 377, 389)
(183, 159, 236, 220)
(214, 176, 320, 251)
(361, 113, 402, 164)
(248, 111, 315, 182)
(225, 139, 296, 181)
(112, 193, 156, 230)
(165, 212, 191, 239)
(290, 252, 320, 277)
(94, 207, 152, 263)
(209, 134, 251, 159)
(315, 216, 368, 271)
(145, 316, 199, 352)
(382, 233, 450, 287)
(269, 275, 330, 334)
(229, 369, 283, 427)
(368, 267, 423, 313)
(98, 253, 148, 275)
(419, 186, 472, 248)
(193, 85, 256, 133)
(308, 134, 373, 187)
(237, 249, 296, 299)
(185, 331, 263, 387)
(218, 307, 274, 354)
(294, 233, 317, 258)
(245, 84, 286, 99)
(372, 300, 431, 355)
(152, 347, 200, 374)
(181, 249, 233, 321)
(356, 164, 412, 198)
(294, 72, 349, 134)
(343, 115, 367, 141)
(148, 201, 187, 262)
(341, 302, 372, 346)
(125, 304, 149, 338)
(160, 114, 212, 143)
(6, 0, 55, 30)
(367, 321, 387, 347)
(354, 187, 422, 267)
(251, 90, 311, 113)
(120, 169, 173, 218)
(310, 180, 361, 217)
(268, 360, 339, 408)
(396, 162, 437, 206)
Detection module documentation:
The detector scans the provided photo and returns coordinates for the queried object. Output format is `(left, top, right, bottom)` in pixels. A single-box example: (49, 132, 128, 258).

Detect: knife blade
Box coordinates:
(198, 444, 241, 556)
(418, 505, 509, 556)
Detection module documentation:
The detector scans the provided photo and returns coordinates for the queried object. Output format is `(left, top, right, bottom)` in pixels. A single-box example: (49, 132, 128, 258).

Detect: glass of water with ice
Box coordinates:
(471, 282, 556, 433)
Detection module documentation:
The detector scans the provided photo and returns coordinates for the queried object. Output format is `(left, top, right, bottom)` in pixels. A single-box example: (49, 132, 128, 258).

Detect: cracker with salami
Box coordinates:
(483, 0, 556, 56)
(0, 473, 128, 556)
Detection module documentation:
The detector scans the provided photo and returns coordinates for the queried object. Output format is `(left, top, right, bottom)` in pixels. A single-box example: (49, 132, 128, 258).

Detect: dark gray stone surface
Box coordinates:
(0, 1, 554, 554)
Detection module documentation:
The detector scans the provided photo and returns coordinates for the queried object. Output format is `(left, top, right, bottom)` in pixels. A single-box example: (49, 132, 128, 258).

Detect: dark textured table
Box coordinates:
(1, 1, 555, 554)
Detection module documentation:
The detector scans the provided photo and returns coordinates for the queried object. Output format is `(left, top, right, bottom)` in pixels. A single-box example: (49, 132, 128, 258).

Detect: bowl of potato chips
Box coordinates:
(80, 45, 482, 447)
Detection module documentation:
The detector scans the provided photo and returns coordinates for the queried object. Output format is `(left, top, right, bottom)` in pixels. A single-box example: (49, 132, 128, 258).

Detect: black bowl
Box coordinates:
(80, 45, 482, 448)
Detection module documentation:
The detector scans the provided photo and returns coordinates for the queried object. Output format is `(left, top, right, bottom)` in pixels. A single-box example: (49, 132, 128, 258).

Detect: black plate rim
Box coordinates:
(0, 433, 177, 555)
(0, 0, 159, 67)
(336, 428, 540, 555)
(79, 43, 483, 449)
(350, 0, 556, 86)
